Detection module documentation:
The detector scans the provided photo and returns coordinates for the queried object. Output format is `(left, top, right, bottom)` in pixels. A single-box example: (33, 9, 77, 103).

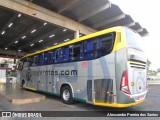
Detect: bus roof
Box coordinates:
(22, 26, 124, 59)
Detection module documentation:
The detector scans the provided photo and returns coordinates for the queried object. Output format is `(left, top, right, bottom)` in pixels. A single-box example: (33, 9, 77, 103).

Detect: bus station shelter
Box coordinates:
(0, 0, 148, 57)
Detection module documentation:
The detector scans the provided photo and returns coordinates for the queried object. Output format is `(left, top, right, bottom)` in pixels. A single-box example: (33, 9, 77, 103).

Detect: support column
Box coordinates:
(74, 30, 80, 39)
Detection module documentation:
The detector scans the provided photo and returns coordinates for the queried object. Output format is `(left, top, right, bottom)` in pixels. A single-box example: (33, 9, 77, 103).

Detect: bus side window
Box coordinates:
(58, 48, 63, 63)
(84, 41, 94, 60)
(97, 38, 102, 57)
(35, 55, 39, 65)
(101, 33, 115, 56)
(39, 53, 44, 65)
(69, 45, 73, 61)
(80, 43, 83, 60)
(55, 49, 63, 63)
(28, 57, 33, 67)
(32, 55, 39, 66)
(48, 51, 54, 64)
(73, 44, 81, 61)
(64, 47, 70, 62)
(44, 52, 49, 65)
(55, 49, 58, 63)
(71, 43, 82, 61)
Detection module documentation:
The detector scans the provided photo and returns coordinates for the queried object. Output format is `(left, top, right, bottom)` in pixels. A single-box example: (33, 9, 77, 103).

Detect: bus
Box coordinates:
(18, 26, 148, 108)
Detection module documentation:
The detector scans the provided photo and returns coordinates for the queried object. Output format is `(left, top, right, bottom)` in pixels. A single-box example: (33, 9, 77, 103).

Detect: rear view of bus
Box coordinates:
(117, 27, 148, 107)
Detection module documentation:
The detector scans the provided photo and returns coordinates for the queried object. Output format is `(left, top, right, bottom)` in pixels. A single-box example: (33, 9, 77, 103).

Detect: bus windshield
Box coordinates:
(125, 28, 143, 51)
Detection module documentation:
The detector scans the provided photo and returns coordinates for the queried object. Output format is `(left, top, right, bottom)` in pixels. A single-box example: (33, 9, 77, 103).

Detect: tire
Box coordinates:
(21, 80, 25, 89)
(61, 85, 73, 104)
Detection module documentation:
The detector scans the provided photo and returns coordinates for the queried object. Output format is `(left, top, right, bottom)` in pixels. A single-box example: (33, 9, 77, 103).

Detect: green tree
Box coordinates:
(147, 59, 151, 71)
(148, 70, 157, 76)
(157, 68, 160, 73)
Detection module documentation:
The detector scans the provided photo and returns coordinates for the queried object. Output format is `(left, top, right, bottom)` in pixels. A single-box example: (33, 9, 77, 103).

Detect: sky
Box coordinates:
(110, 0, 160, 70)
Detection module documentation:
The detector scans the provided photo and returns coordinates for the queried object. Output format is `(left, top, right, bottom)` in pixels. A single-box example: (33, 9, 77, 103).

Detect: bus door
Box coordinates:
(48, 51, 55, 93)
(37, 53, 44, 90)
(84, 40, 94, 102)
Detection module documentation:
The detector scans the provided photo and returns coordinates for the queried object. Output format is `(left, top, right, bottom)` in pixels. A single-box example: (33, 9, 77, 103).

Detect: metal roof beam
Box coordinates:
(139, 29, 149, 37)
(125, 22, 135, 27)
(94, 14, 125, 28)
(58, 0, 81, 13)
(0, 0, 96, 35)
(78, 2, 111, 22)
(136, 28, 143, 33)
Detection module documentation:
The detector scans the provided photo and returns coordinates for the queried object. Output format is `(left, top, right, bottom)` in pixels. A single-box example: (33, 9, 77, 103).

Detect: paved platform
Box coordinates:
(0, 84, 46, 105)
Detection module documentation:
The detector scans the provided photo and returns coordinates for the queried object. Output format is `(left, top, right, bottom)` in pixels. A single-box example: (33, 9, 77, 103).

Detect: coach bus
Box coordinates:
(17, 26, 147, 108)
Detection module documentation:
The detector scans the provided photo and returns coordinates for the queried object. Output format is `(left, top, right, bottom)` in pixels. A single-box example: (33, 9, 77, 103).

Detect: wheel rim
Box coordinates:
(63, 89, 70, 101)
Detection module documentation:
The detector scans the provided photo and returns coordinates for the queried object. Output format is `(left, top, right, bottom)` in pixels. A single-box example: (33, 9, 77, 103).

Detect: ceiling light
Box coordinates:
(31, 29, 36, 33)
(18, 50, 21, 52)
(49, 34, 55, 38)
(30, 44, 34, 46)
(1, 31, 5, 35)
(8, 23, 13, 27)
(18, 14, 21, 17)
(54, 43, 57, 45)
(15, 41, 18, 44)
(5, 48, 7, 50)
(64, 38, 70, 42)
(44, 22, 47, 26)
(39, 40, 43, 43)
(22, 36, 26, 39)
(63, 29, 67, 32)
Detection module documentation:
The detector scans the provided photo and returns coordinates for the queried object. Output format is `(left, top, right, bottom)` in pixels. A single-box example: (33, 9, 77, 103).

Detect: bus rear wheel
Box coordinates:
(61, 85, 73, 104)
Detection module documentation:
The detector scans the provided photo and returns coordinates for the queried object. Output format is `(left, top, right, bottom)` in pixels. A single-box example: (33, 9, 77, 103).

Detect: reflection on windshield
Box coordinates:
(125, 28, 143, 51)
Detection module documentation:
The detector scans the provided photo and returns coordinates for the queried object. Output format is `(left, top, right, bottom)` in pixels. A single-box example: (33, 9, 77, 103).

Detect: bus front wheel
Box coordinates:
(61, 85, 73, 104)
(21, 80, 25, 89)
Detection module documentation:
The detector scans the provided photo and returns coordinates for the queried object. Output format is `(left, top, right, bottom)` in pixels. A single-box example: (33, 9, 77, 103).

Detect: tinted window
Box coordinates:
(73, 43, 82, 61)
(28, 57, 33, 67)
(39, 53, 44, 65)
(84, 40, 95, 59)
(32, 55, 39, 66)
(44, 52, 49, 65)
(55, 48, 63, 63)
(63, 47, 70, 62)
(48, 51, 54, 64)
(22, 32, 115, 65)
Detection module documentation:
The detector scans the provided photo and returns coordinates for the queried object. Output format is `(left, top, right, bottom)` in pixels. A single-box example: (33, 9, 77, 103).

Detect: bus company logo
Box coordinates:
(26, 68, 31, 81)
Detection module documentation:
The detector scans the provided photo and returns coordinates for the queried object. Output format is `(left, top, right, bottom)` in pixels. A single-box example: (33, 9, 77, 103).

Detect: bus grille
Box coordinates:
(130, 63, 146, 69)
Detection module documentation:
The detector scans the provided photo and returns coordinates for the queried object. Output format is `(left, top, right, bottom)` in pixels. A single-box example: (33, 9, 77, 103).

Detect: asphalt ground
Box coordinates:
(0, 84, 160, 120)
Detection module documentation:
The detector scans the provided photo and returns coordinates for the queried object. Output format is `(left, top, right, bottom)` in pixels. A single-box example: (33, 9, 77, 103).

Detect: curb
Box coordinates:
(11, 96, 46, 105)
(0, 91, 46, 105)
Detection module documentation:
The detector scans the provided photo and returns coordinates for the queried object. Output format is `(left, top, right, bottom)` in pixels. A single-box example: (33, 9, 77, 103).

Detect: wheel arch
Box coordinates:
(60, 82, 74, 97)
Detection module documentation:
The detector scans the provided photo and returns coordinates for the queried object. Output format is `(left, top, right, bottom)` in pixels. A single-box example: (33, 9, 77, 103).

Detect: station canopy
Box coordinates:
(0, 0, 149, 57)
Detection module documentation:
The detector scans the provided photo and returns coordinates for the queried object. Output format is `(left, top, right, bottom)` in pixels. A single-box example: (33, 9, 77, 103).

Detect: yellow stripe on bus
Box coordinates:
(94, 99, 144, 108)
(24, 87, 36, 91)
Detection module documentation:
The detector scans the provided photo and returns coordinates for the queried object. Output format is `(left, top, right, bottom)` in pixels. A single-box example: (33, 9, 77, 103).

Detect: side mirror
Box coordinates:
(17, 62, 23, 71)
